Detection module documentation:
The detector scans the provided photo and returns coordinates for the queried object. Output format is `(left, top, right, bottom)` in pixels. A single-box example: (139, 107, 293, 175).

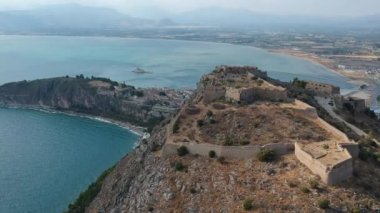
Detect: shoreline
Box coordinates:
(268, 48, 369, 81)
(268, 48, 380, 108)
(0, 104, 146, 136)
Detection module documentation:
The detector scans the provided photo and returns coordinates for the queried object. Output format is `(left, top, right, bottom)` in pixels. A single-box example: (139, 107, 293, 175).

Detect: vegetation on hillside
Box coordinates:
(65, 166, 115, 213)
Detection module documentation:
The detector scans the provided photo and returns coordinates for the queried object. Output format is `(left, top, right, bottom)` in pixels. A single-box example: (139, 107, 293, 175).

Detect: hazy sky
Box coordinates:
(0, 0, 379, 17)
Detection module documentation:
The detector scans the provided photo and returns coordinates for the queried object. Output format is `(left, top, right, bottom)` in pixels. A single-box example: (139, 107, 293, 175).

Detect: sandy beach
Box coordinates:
(269, 49, 369, 81)
(269, 48, 379, 105)
(264, 47, 378, 104)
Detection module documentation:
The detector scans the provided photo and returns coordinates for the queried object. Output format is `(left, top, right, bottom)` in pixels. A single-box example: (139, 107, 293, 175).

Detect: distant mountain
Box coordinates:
(0, 4, 378, 34)
(174, 7, 380, 29)
(0, 4, 176, 33)
(126, 6, 380, 30)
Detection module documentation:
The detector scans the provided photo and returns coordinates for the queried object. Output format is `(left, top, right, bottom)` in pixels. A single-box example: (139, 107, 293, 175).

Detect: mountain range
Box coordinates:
(0, 4, 379, 34)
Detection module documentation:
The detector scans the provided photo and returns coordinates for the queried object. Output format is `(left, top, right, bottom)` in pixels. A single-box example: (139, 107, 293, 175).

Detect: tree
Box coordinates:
(177, 146, 189, 156)
(292, 77, 307, 89)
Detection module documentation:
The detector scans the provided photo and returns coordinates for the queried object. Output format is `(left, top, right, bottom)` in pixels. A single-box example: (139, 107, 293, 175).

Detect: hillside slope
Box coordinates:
(86, 67, 380, 212)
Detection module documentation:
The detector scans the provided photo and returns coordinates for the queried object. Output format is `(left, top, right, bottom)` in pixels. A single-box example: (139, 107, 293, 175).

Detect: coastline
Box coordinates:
(0, 104, 146, 136)
(268, 48, 380, 107)
(268, 48, 369, 81)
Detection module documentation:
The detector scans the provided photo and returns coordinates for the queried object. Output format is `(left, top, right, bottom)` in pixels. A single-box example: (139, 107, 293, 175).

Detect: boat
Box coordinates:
(132, 67, 152, 74)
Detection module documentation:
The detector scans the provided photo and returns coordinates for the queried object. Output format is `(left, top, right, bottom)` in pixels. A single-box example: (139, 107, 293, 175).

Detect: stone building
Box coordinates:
(225, 86, 288, 104)
(295, 140, 357, 185)
(225, 87, 255, 103)
(305, 81, 340, 97)
(335, 96, 367, 113)
(202, 86, 226, 104)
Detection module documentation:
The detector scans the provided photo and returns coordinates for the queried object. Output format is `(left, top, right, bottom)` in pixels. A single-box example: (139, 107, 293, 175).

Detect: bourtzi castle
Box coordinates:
(163, 66, 359, 185)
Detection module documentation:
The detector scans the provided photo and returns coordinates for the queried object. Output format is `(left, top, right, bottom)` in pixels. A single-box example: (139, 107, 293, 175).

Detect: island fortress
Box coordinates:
(162, 66, 358, 185)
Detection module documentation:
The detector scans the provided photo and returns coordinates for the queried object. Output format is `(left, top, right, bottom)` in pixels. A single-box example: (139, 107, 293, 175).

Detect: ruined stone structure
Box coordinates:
(225, 87, 255, 103)
(165, 66, 358, 185)
(202, 66, 288, 104)
(295, 142, 354, 185)
(162, 141, 294, 160)
(225, 86, 288, 103)
(335, 95, 367, 113)
(305, 81, 340, 96)
(293, 104, 358, 185)
(202, 85, 226, 104)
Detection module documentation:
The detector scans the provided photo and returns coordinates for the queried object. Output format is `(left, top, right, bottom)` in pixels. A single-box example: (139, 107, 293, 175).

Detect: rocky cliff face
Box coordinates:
(0, 77, 162, 129)
(86, 125, 168, 212)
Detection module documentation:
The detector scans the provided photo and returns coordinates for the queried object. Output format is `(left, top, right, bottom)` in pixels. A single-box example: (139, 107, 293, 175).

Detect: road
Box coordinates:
(315, 97, 378, 143)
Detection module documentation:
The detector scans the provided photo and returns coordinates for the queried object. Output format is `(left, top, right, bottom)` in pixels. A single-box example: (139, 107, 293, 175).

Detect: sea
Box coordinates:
(0, 35, 357, 213)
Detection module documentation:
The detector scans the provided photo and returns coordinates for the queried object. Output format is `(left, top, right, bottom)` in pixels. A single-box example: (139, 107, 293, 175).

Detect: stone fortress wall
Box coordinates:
(225, 87, 288, 103)
(162, 141, 294, 160)
(305, 80, 340, 96)
(163, 99, 358, 185)
(164, 66, 358, 185)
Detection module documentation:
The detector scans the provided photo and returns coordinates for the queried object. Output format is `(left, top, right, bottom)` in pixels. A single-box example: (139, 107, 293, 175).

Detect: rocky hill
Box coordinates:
(0, 76, 187, 130)
(84, 66, 380, 212)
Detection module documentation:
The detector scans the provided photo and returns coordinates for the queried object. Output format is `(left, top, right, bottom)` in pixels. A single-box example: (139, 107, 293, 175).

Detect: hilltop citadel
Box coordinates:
(163, 66, 359, 185)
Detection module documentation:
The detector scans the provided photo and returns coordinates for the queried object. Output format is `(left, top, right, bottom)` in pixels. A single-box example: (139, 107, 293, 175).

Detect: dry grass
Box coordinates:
(172, 102, 330, 146)
(150, 154, 380, 212)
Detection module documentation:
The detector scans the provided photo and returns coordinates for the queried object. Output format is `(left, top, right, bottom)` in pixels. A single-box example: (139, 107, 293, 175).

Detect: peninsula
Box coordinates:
(0, 75, 191, 132)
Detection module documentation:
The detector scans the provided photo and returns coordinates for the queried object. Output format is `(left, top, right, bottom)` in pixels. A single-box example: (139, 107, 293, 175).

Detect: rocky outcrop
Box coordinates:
(86, 125, 168, 212)
(0, 77, 162, 129)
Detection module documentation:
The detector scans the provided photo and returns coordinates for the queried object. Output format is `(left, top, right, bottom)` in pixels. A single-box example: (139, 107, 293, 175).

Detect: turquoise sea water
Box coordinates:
(0, 108, 139, 213)
(0, 35, 355, 92)
(0, 35, 358, 213)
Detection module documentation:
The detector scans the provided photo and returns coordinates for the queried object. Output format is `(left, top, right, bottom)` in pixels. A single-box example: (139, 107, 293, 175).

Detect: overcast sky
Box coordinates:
(0, 0, 379, 17)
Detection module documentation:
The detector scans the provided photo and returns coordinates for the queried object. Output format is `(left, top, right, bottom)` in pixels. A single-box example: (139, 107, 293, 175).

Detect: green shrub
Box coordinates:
(318, 199, 330, 209)
(197, 119, 204, 127)
(309, 179, 319, 189)
(300, 187, 310, 193)
(174, 161, 185, 171)
(240, 140, 250, 145)
(190, 188, 196, 194)
(243, 199, 253, 211)
(359, 147, 372, 161)
(66, 166, 114, 213)
(177, 146, 189, 156)
(257, 149, 275, 162)
(209, 150, 217, 158)
(322, 144, 329, 149)
(206, 110, 213, 117)
(148, 207, 154, 212)
(172, 119, 180, 133)
(374, 152, 380, 159)
(224, 136, 233, 146)
(209, 119, 216, 124)
(286, 180, 298, 188)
